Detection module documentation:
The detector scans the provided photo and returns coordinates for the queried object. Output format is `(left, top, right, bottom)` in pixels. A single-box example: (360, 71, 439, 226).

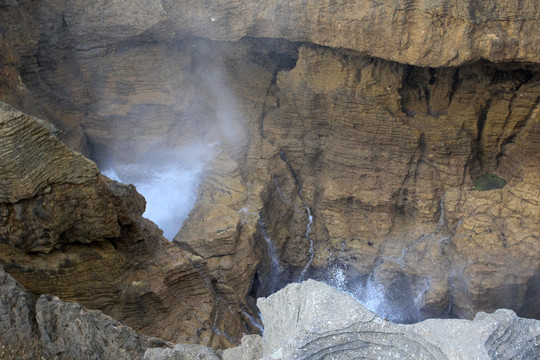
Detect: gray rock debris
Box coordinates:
(144, 344, 221, 360)
(221, 335, 262, 360)
(255, 280, 540, 360)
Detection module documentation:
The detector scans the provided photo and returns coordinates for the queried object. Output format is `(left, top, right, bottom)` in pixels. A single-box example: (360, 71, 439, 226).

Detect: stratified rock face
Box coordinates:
(0, 0, 539, 351)
(0, 264, 167, 360)
(33, 0, 540, 67)
(36, 294, 167, 360)
(255, 280, 540, 359)
(256, 45, 540, 321)
(0, 102, 240, 348)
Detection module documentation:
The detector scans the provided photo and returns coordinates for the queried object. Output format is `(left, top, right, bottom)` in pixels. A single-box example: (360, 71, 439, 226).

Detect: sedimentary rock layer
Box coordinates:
(23, 0, 540, 67)
(0, 102, 248, 348)
(0, 264, 169, 360)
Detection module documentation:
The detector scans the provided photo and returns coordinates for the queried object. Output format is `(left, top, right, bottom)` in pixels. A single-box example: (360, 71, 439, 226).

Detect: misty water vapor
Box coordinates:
(103, 143, 219, 240)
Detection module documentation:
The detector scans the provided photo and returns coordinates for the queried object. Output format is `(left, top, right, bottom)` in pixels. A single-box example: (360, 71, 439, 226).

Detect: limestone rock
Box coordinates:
(256, 280, 540, 359)
(144, 344, 221, 360)
(256, 45, 540, 321)
(221, 335, 262, 360)
(34, 0, 540, 67)
(0, 102, 232, 347)
(0, 264, 169, 360)
(0, 264, 40, 359)
(0, 0, 539, 349)
(36, 294, 168, 360)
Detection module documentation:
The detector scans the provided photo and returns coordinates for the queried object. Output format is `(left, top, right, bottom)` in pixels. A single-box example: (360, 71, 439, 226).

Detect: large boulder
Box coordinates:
(255, 280, 540, 359)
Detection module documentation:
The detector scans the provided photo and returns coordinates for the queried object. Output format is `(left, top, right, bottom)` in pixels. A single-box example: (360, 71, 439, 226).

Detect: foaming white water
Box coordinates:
(102, 143, 218, 240)
(258, 217, 282, 294)
(298, 206, 314, 281)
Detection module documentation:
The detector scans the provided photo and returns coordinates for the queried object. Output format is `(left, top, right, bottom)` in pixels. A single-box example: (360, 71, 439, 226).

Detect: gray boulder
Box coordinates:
(221, 335, 262, 360)
(0, 265, 40, 359)
(255, 280, 540, 360)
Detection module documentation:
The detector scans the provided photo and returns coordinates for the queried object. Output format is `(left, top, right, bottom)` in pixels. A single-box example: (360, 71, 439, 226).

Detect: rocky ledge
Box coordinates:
(3, 266, 539, 360)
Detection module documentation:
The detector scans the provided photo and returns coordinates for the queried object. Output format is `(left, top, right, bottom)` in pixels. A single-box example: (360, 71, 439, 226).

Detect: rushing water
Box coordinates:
(298, 205, 314, 282)
(258, 216, 283, 294)
(101, 144, 217, 240)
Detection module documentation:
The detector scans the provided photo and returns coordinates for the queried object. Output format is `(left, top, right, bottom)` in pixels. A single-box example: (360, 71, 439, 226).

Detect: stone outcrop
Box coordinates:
(255, 45, 540, 321)
(16, 0, 540, 67)
(0, 102, 247, 348)
(252, 280, 540, 359)
(5, 268, 538, 359)
(0, 264, 168, 360)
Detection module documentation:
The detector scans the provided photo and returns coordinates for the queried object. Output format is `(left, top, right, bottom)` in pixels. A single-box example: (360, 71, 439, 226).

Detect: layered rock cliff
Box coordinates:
(3, 270, 538, 359)
(0, 102, 248, 348)
(0, 0, 539, 353)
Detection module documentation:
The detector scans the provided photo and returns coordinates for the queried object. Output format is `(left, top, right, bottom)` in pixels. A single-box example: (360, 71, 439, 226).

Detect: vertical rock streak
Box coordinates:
(258, 216, 282, 294)
(278, 149, 315, 282)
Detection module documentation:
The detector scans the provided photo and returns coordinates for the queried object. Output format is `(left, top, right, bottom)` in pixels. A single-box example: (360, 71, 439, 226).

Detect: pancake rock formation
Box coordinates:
(0, 0, 539, 356)
(0, 102, 248, 348)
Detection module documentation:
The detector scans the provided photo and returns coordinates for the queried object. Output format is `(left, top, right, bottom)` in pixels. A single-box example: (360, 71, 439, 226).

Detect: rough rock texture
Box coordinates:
(144, 344, 221, 360)
(36, 294, 169, 360)
(0, 264, 168, 360)
(0, 264, 40, 359)
(0, 102, 242, 348)
(17, 0, 540, 67)
(0, 0, 539, 351)
(256, 280, 540, 359)
(221, 335, 263, 360)
(255, 45, 540, 321)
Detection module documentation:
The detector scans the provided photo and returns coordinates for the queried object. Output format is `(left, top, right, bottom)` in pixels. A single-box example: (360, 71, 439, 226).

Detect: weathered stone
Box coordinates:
(256, 280, 540, 359)
(32, 0, 540, 67)
(0, 264, 170, 360)
(144, 344, 221, 360)
(255, 45, 540, 321)
(221, 335, 263, 360)
(0, 103, 234, 348)
(36, 294, 168, 360)
(0, 0, 539, 352)
(0, 265, 40, 359)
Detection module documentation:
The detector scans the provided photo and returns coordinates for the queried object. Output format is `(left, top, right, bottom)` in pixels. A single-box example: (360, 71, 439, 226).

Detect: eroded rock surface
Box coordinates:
(0, 102, 239, 348)
(0, 264, 168, 360)
(255, 280, 540, 359)
(0, 0, 538, 352)
(19, 0, 540, 67)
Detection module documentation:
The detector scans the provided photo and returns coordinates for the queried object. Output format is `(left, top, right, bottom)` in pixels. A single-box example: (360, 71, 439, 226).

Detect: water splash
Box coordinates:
(298, 206, 314, 282)
(101, 143, 218, 240)
(258, 216, 282, 294)
(241, 310, 264, 333)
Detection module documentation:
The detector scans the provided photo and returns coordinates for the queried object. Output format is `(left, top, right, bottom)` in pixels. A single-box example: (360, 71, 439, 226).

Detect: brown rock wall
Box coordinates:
(33, 0, 540, 67)
(255, 45, 540, 319)
(0, 102, 241, 348)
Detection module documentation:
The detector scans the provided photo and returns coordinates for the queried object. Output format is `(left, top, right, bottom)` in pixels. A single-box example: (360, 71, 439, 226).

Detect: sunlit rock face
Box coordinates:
(0, 0, 539, 351)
